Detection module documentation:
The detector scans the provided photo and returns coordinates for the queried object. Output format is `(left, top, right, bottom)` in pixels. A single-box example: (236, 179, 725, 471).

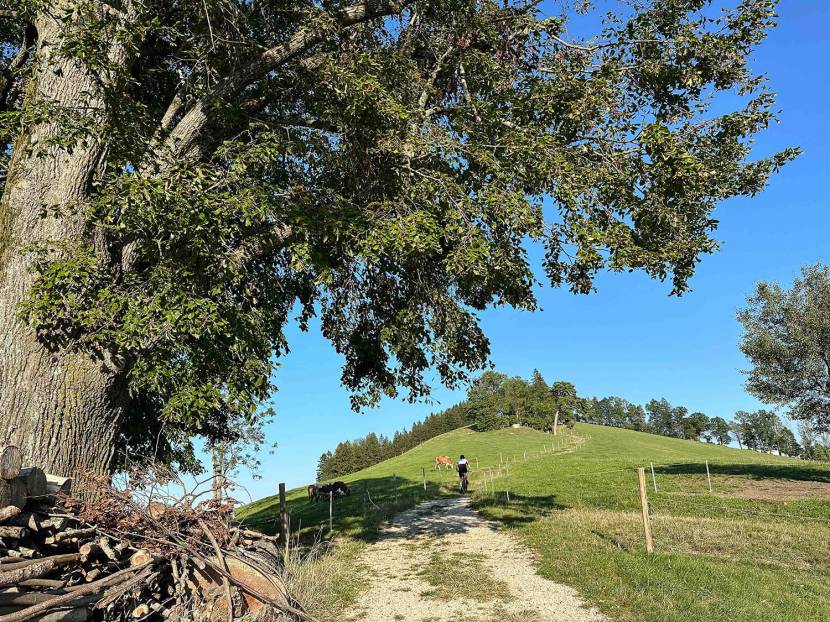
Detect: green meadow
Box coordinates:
(240, 423, 830, 622)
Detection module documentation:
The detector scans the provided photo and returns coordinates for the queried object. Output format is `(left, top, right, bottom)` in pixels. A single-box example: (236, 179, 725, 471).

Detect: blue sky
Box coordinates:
(230, 2, 830, 502)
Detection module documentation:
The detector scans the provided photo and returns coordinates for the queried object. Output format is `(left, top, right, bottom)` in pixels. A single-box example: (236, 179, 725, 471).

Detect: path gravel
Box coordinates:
(350, 497, 607, 622)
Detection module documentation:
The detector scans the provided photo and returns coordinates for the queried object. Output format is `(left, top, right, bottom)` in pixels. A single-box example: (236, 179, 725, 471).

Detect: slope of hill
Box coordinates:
(239, 424, 830, 622)
(238, 425, 557, 535)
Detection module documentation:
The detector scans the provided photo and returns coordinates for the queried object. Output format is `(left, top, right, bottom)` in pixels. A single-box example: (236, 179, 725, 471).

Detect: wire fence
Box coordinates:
(238, 430, 585, 537)
(240, 430, 830, 562)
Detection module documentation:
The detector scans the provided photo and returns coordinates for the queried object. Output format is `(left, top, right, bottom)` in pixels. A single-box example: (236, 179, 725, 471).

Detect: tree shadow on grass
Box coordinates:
(653, 462, 830, 483)
(471, 494, 568, 529)
(238, 475, 463, 543)
(239, 474, 575, 545)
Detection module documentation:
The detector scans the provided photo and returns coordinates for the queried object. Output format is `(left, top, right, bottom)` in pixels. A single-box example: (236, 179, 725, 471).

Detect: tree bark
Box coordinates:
(0, 12, 125, 479)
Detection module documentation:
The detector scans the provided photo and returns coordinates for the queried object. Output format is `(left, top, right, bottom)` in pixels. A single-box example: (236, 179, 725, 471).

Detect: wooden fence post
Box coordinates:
(329, 491, 333, 533)
(705, 460, 712, 493)
(422, 468, 427, 491)
(476, 457, 479, 470)
(636, 468, 654, 554)
(650, 462, 657, 493)
(393, 473, 397, 502)
(278, 483, 288, 556)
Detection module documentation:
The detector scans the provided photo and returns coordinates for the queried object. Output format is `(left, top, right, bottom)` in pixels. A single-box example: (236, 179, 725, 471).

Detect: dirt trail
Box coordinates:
(350, 497, 606, 622)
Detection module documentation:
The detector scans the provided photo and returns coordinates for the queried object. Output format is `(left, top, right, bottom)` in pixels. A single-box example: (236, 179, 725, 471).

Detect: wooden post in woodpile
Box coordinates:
(0, 445, 22, 480)
(278, 483, 288, 558)
(44, 474, 71, 496)
(17, 467, 47, 499)
(0, 505, 21, 522)
(0, 478, 26, 509)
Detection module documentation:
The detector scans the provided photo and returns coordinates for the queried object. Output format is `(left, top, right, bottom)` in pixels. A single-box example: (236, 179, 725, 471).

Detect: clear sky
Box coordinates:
(229, 2, 830, 502)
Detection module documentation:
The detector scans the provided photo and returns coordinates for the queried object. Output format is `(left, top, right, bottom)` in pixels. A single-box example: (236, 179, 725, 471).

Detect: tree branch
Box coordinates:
(156, 0, 412, 165)
(0, 22, 36, 112)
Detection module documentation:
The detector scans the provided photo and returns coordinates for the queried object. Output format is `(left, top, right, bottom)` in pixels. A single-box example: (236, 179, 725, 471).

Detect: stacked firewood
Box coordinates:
(0, 446, 315, 622)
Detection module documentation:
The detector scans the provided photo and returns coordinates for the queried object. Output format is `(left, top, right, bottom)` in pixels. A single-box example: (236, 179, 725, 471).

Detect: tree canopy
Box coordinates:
(738, 264, 830, 432)
(1, 0, 795, 468)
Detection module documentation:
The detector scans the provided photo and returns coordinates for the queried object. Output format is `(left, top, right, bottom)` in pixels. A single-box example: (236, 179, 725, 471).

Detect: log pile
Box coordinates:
(0, 448, 315, 622)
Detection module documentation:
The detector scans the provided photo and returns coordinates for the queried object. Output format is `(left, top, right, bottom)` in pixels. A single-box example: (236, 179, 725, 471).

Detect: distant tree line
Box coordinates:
(316, 404, 470, 480)
(317, 370, 830, 479)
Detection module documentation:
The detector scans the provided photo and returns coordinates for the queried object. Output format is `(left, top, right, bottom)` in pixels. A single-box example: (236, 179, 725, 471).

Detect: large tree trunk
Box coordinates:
(0, 12, 124, 479)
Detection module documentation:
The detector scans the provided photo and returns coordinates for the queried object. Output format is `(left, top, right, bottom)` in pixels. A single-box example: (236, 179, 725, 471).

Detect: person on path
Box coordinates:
(457, 455, 469, 493)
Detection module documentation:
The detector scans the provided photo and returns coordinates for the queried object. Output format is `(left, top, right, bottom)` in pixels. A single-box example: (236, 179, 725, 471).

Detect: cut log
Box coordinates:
(0, 558, 67, 588)
(0, 525, 27, 539)
(0, 552, 24, 562)
(46, 527, 98, 543)
(0, 607, 90, 622)
(131, 604, 150, 618)
(97, 538, 119, 561)
(0, 479, 26, 510)
(0, 445, 22, 480)
(198, 555, 290, 615)
(0, 591, 67, 606)
(0, 563, 147, 621)
(0, 505, 21, 522)
(44, 475, 72, 496)
(18, 468, 48, 499)
(40, 517, 68, 532)
(14, 546, 37, 559)
(78, 543, 101, 563)
(0, 553, 80, 575)
(19, 578, 66, 589)
(7, 512, 41, 531)
(129, 550, 154, 567)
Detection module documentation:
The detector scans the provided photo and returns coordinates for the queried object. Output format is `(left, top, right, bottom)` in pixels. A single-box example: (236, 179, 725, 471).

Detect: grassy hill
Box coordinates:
(238, 425, 560, 535)
(239, 423, 830, 622)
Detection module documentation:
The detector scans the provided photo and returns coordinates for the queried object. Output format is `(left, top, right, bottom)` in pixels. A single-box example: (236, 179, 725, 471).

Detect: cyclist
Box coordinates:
(457, 454, 469, 493)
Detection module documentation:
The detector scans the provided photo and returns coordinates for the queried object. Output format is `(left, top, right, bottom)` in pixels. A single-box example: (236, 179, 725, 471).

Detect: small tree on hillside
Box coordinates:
(682, 412, 710, 441)
(799, 422, 830, 461)
(775, 427, 801, 457)
(707, 417, 732, 445)
(208, 409, 275, 501)
(734, 409, 785, 453)
(738, 264, 830, 432)
(731, 419, 747, 449)
(647, 398, 687, 439)
(549, 381, 583, 435)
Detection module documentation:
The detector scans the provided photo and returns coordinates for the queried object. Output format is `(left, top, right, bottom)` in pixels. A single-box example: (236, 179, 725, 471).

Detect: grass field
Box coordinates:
(239, 424, 830, 622)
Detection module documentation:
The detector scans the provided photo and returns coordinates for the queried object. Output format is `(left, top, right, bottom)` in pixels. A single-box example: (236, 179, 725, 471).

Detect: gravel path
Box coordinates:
(350, 497, 607, 622)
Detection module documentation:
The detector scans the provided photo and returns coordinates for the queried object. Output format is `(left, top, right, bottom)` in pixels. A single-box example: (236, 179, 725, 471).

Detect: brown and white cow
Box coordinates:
(435, 455, 453, 470)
